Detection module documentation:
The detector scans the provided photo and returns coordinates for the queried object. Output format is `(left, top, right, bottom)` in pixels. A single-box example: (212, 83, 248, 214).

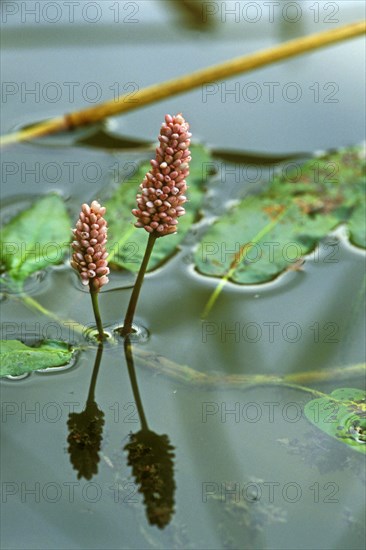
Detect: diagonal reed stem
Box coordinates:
(1, 21, 364, 147)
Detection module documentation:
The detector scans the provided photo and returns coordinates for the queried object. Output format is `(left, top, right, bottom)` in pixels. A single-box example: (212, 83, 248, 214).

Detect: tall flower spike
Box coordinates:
(71, 201, 110, 292)
(132, 113, 191, 236)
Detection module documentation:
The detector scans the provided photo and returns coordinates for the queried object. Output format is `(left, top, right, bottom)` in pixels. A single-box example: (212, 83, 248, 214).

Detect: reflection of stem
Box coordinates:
(89, 285, 105, 342)
(124, 337, 148, 431)
(122, 337, 176, 529)
(67, 344, 105, 480)
(86, 343, 104, 403)
(121, 233, 156, 337)
(1, 22, 365, 146)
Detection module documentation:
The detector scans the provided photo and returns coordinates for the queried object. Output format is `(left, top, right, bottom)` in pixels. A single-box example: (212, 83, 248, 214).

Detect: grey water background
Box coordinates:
(1, 1, 365, 549)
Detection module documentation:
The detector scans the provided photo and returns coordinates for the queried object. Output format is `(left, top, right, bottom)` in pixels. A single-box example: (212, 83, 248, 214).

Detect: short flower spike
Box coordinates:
(71, 201, 110, 292)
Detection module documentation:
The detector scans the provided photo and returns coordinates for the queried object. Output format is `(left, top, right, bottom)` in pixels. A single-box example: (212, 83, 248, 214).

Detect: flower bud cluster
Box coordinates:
(132, 113, 191, 236)
(71, 201, 109, 291)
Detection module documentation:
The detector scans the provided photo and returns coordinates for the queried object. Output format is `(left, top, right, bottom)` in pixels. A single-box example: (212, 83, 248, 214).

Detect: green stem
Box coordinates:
(5, 280, 364, 398)
(132, 348, 365, 394)
(19, 293, 86, 336)
(9, 286, 110, 345)
(89, 285, 105, 342)
(121, 233, 157, 337)
(3, 280, 86, 336)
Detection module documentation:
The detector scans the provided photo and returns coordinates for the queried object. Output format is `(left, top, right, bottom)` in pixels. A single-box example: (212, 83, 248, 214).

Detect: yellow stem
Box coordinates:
(1, 21, 365, 147)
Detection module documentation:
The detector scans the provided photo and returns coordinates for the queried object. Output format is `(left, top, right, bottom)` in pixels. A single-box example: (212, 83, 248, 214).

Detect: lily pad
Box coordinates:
(105, 144, 213, 272)
(0, 339, 74, 377)
(0, 194, 71, 288)
(195, 145, 365, 284)
(304, 388, 366, 453)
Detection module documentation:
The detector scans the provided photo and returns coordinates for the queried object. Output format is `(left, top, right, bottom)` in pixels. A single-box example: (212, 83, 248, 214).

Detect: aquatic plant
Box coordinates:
(71, 201, 110, 290)
(132, 113, 191, 236)
(71, 200, 110, 340)
(122, 113, 191, 336)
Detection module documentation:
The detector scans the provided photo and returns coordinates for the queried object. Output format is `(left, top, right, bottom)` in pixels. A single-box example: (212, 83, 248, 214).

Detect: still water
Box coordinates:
(1, 2, 365, 548)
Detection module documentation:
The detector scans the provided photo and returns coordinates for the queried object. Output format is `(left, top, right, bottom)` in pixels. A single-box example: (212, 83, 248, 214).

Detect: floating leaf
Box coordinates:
(0, 339, 74, 377)
(105, 144, 212, 272)
(348, 202, 366, 248)
(304, 388, 366, 453)
(195, 145, 365, 285)
(0, 194, 71, 287)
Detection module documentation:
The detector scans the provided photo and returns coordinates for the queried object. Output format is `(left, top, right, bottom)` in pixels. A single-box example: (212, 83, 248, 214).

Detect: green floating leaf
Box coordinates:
(105, 144, 212, 272)
(0, 339, 74, 377)
(304, 388, 366, 454)
(0, 194, 71, 286)
(348, 202, 366, 248)
(195, 145, 365, 284)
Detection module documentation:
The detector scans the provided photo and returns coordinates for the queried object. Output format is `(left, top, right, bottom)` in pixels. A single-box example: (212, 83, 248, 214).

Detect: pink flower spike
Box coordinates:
(132, 114, 191, 237)
(71, 200, 110, 292)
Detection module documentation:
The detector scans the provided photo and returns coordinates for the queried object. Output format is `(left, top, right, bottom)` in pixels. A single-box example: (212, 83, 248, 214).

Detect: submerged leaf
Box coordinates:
(195, 145, 365, 284)
(304, 388, 366, 454)
(0, 194, 71, 286)
(0, 339, 73, 377)
(105, 144, 213, 272)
